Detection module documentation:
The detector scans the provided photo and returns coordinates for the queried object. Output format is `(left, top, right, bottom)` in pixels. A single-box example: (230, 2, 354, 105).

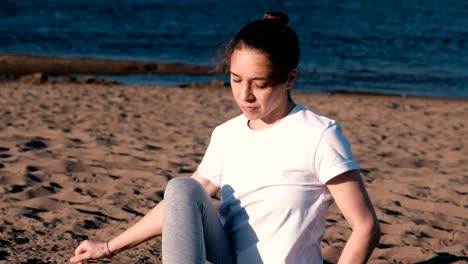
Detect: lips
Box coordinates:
(241, 105, 258, 113)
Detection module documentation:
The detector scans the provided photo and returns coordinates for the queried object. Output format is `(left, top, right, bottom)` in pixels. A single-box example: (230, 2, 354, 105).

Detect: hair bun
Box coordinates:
(263, 11, 289, 25)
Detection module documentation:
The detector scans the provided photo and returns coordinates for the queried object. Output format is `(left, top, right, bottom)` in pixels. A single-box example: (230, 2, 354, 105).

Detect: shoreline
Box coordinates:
(0, 54, 215, 76)
(1, 53, 467, 100)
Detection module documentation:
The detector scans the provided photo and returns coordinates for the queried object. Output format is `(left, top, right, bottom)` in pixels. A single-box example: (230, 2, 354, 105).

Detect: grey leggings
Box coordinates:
(162, 177, 236, 264)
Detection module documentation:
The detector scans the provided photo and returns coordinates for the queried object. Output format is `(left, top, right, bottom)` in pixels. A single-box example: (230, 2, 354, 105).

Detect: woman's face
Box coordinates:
(230, 48, 295, 126)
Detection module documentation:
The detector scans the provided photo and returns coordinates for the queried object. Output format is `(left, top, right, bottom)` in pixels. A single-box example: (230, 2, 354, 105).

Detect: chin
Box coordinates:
(242, 112, 260, 120)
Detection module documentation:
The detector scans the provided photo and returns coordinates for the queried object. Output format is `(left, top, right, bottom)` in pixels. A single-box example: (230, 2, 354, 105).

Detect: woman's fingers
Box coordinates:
(70, 240, 93, 263)
(69, 251, 89, 263)
(70, 240, 108, 263)
(74, 240, 89, 256)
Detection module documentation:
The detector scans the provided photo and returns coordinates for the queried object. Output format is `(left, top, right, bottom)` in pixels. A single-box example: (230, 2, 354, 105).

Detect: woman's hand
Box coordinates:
(69, 240, 112, 264)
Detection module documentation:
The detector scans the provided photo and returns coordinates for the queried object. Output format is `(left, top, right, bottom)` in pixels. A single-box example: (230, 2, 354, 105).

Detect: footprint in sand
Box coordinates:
(7, 184, 28, 193)
(379, 207, 404, 218)
(0, 153, 12, 159)
(26, 172, 42, 183)
(0, 250, 10, 260)
(143, 144, 162, 151)
(17, 138, 48, 152)
(26, 165, 40, 172)
(0, 146, 9, 152)
(420, 253, 468, 263)
(25, 185, 56, 199)
(64, 230, 88, 241)
(121, 204, 144, 217)
(82, 219, 101, 230)
(21, 207, 48, 221)
(68, 138, 84, 145)
(74, 187, 99, 198)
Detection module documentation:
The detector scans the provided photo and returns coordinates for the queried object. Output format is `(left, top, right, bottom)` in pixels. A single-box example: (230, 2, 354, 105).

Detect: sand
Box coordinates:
(0, 79, 467, 263)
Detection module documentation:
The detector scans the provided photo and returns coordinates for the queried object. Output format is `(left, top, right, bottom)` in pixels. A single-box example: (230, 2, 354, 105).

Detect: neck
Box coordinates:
(249, 100, 295, 130)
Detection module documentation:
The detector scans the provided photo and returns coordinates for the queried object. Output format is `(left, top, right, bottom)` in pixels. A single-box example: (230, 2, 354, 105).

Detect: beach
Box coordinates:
(0, 66, 467, 263)
(2, 0, 468, 261)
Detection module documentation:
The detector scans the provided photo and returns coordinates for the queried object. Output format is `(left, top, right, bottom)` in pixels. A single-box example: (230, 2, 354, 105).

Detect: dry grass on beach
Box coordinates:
(0, 81, 467, 263)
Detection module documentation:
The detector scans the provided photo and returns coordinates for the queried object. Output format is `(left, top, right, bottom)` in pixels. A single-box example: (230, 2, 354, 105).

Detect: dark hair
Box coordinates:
(220, 11, 300, 83)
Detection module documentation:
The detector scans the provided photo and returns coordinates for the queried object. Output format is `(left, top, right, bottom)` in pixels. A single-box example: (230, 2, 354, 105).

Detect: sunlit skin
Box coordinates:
(230, 48, 298, 130)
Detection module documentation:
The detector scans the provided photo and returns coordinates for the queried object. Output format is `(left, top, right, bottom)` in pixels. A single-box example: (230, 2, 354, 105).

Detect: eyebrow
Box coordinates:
(230, 71, 269, 81)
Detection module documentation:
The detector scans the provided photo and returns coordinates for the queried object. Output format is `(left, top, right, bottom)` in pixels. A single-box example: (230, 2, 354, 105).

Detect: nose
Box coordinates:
(239, 82, 254, 101)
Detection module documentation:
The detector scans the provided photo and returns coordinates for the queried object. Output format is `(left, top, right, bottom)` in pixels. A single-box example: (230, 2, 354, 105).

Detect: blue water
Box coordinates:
(1, 0, 468, 98)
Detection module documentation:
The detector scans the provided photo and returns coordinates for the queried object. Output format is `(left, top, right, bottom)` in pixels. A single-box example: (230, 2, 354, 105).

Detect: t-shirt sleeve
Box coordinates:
(197, 127, 223, 187)
(314, 123, 359, 184)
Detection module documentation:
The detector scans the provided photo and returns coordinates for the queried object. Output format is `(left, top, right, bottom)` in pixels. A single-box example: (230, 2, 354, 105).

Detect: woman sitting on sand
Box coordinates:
(70, 12, 380, 264)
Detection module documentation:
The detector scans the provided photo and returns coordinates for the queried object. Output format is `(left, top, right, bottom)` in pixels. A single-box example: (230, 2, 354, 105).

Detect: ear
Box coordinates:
(286, 68, 298, 90)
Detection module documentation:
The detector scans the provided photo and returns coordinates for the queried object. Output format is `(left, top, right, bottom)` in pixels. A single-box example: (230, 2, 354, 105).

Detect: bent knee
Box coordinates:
(164, 177, 206, 201)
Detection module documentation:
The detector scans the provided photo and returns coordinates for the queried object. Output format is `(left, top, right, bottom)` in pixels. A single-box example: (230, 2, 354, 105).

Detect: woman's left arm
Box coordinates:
(326, 169, 381, 264)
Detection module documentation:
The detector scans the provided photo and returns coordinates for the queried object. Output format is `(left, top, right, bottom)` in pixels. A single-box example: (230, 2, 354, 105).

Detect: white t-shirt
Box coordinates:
(198, 104, 359, 264)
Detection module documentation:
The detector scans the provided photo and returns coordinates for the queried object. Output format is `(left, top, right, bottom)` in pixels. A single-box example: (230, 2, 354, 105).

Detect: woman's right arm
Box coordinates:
(69, 200, 166, 263)
(69, 171, 219, 264)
